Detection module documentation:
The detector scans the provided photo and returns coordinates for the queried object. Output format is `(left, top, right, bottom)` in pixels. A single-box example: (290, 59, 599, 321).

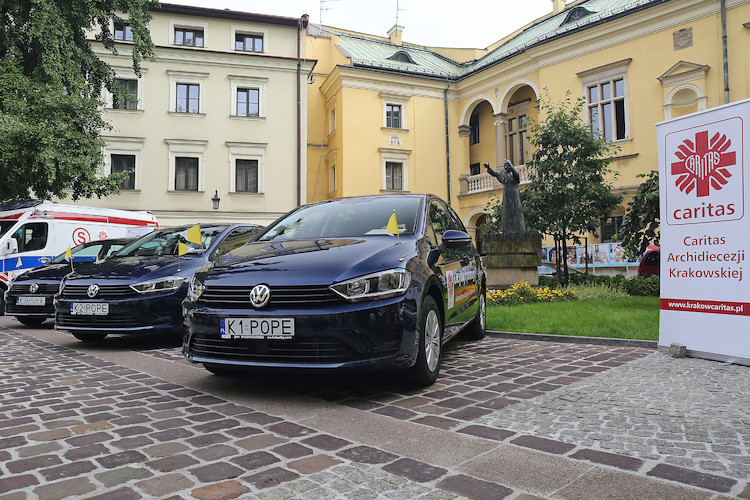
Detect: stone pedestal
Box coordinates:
(481, 232, 542, 288)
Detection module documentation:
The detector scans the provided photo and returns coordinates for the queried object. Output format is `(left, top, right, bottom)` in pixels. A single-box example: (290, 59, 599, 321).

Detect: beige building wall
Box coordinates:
(74, 5, 314, 227)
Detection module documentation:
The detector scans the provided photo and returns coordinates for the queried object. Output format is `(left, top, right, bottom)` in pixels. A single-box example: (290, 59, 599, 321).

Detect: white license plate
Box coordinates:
(70, 302, 109, 316)
(220, 317, 295, 340)
(17, 296, 45, 306)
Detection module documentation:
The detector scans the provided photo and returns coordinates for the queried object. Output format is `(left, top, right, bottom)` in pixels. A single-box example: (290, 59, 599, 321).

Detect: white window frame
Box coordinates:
(326, 150, 337, 195)
(102, 136, 145, 191)
(169, 19, 208, 47)
(579, 59, 631, 143)
(227, 142, 266, 194)
(168, 70, 208, 116)
(380, 92, 409, 130)
(165, 139, 207, 192)
(379, 147, 411, 192)
(506, 101, 530, 166)
(106, 66, 145, 111)
(231, 24, 268, 53)
(228, 75, 267, 119)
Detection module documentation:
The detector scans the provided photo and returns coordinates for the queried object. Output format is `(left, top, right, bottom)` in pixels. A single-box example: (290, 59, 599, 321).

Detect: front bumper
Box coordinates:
(182, 294, 418, 371)
(55, 291, 184, 333)
(5, 293, 56, 318)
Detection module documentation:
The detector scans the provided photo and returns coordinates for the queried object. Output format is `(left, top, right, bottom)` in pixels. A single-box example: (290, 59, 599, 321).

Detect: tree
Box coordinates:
(0, 0, 157, 201)
(523, 92, 623, 284)
(617, 169, 660, 257)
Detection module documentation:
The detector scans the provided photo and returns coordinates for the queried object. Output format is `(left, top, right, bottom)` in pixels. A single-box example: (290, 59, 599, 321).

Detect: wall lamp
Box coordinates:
(211, 189, 221, 210)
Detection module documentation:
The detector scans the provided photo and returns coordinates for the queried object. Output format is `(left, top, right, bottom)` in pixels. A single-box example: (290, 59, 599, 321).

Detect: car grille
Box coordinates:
(56, 311, 147, 328)
(10, 283, 58, 294)
(188, 335, 399, 364)
(198, 285, 343, 307)
(6, 302, 53, 316)
(60, 284, 138, 298)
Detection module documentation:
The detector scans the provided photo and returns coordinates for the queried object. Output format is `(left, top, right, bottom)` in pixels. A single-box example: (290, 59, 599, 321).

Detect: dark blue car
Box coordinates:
(55, 224, 261, 342)
(182, 194, 486, 387)
(5, 238, 133, 325)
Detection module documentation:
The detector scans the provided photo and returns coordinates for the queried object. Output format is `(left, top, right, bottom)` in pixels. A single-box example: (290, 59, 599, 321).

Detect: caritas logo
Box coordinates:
(665, 117, 744, 226)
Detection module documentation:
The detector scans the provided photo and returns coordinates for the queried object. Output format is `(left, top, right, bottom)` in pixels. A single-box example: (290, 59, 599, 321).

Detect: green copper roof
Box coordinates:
(318, 0, 665, 80)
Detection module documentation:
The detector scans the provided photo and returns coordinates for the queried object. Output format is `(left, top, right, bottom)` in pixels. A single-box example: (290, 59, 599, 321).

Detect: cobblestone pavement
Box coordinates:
(1, 316, 749, 499)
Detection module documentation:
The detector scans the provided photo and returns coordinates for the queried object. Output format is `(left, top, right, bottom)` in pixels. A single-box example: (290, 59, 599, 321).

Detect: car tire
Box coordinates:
(17, 316, 46, 326)
(203, 363, 236, 376)
(71, 332, 108, 342)
(463, 291, 486, 340)
(407, 295, 442, 387)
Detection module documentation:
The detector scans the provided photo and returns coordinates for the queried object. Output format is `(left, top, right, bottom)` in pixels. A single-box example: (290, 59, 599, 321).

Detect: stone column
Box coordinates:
(493, 113, 508, 167)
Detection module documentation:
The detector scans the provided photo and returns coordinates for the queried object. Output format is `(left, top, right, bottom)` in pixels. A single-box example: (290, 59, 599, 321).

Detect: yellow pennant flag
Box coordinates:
(386, 211, 399, 235)
(178, 242, 189, 256)
(17, 256, 22, 268)
(65, 247, 72, 260)
(187, 224, 201, 245)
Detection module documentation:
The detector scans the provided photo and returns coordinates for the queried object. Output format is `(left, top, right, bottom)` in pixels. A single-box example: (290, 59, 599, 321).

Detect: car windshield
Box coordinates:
(258, 197, 422, 242)
(116, 226, 226, 257)
(0, 221, 16, 239)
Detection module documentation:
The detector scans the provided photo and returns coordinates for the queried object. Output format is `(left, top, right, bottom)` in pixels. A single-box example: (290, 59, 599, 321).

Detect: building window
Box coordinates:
(507, 113, 529, 165)
(114, 22, 133, 41)
(328, 163, 336, 193)
(385, 162, 403, 191)
(386, 104, 402, 129)
(235, 159, 258, 193)
(469, 113, 480, 145)
(111, 154, 136, 190)
(175, 28, 204, 47)
(579, 59, 631, 142)
(175, 157, 199, 191)
(329, 107, 336, 134)
(601, 215, 623, 243)
(470, 163, 481, 176)
(113, 78, 138, 110)
(236, 88, 259, 117)
(588, 79, 626, 141)
(176, 83, 200, 113)
(235, 33, 263, 52)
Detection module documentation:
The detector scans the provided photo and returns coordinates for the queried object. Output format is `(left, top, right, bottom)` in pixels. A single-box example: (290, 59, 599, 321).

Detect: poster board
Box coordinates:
(657, 98, 750, 364)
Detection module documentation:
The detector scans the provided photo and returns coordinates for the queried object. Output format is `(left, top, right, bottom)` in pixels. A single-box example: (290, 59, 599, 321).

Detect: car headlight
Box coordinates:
(130, 276, 185, 294)
(331, 269, 411, 302)
(186, 275, 205, 302)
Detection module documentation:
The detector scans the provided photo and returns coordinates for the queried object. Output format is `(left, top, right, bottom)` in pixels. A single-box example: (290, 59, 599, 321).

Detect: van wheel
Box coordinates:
(407, 296, 442, 387)
(17, 316, 46, 326)
(71, 332, 107, 342)
(463, 291, 486, 340)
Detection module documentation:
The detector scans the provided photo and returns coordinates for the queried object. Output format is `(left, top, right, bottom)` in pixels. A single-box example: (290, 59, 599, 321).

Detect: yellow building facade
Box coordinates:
(306, 0, 750, 263)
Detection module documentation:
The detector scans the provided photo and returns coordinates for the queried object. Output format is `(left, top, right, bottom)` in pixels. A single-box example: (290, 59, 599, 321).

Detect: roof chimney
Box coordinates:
(552, 0, 566, 14)
(388, 25, 404, 46)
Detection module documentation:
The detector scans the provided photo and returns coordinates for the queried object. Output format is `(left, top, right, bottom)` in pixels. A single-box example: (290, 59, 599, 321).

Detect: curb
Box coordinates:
(487, 330, 658, 349)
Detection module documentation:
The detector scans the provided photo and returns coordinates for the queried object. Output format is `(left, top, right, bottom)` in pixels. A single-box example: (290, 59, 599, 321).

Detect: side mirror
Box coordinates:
(2, 238, 18, 255)
(442, 230, 472, 249)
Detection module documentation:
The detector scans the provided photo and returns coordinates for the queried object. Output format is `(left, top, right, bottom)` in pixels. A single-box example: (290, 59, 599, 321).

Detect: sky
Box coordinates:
(165, 0, 563, 48)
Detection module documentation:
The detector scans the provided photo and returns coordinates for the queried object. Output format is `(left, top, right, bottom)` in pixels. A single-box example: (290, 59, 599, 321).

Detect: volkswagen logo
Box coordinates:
(249, 284, 270, 308)
(29, 283, 39, 293)
(87, 284, 100, 298)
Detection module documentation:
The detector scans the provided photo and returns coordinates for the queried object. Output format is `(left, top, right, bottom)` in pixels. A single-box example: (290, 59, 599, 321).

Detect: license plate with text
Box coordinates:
(220, 317, 294, 340)
(70, 302, 109, 316)
(17, 296, 45, 306)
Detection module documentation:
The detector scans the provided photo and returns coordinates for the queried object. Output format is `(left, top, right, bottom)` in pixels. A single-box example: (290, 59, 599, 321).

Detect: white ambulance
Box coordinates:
(1, 200, 158, 311)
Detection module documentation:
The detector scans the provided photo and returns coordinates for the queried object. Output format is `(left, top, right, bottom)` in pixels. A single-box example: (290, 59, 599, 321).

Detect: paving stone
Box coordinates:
(0, 474, 39, 495)
(95, 466, 154, 487)
(243, 467, 300, 489)
(40, 460, 97, 481)
(191, 480, 251, 500)
(27, 428, 72, 441)
(193, 444, 238, 461)
(457, 424, 515, 441)
(336, 446, 398, 465)
(148, 453, 201, 472)
(273, 442, 313, 459)
(112, 435, 154, 450)
(231, 450, 280, 470)
(33, 477, 97, 500)
(225, 426, 264, 439)
(437, 474, 513, 500)
(571, 448, 645, 471)
(382, 457, 448, 482)
(288, 454, 344, 474)
(301, 434, 352, 451)
(511, 435, 577, 455)
(647, 463, 736, 493)
(96, 450, 148, 469)
(267, 422, 317, 438)
(235, 434, 286, 451)
(411, 415, 460, 430)
(135, 472, 195, 497)
(7, 454, 63, 473)
(143, 442, 190, 457)
(66, 431, 112, 447)
(64, 443, 110, 461)
(190, 462, 246, 482)
(16, 441, 62, 458)
(86, 486, 142, 500)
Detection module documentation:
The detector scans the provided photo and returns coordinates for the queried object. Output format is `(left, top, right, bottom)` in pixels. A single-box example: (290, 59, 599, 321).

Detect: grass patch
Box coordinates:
(486, 296, 659, 341)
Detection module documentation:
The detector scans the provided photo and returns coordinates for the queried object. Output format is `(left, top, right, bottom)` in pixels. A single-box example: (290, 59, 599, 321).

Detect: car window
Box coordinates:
(211, 226, 259, 260)
(117, 226, 227, 257)
(258, 197, 421, 242)
(428, 200, 453, 246)
(644, 251, 660, 266)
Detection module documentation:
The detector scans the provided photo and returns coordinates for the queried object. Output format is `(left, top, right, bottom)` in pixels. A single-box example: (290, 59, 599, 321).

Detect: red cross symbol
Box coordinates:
(671, 130, 736, 197)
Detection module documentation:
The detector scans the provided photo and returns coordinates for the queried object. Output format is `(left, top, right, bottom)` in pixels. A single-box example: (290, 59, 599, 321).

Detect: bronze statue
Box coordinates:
(484, 160, 526, 234)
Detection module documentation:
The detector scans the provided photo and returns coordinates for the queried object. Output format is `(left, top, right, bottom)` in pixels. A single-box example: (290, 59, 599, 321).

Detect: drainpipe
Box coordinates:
(444, 84, 451, 206)
(721, 0, 729, 103)
(296, 16, 305, 206)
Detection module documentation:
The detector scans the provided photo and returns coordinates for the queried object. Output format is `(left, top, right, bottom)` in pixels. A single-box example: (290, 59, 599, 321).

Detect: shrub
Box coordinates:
(567, 284, 629, 300)
(625, 275, 660, 296)
(488, 281, 575, 306)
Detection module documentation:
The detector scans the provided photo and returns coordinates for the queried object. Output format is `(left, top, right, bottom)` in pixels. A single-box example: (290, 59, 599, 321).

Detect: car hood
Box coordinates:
(208, 237, 416, 286)
(14, 262, 98, 283)
(64, 255, 204, 283)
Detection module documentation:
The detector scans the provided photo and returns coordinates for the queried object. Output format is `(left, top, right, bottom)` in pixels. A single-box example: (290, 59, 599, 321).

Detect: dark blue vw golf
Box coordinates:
(183, 194, 486, 386)
(55, 224, 261, 342)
